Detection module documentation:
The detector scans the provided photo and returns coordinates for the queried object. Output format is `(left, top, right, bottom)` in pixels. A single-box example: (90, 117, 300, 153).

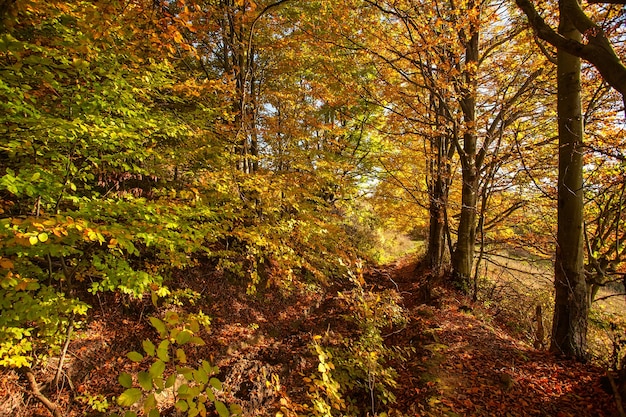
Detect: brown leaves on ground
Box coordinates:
(374, 259, 617, 417)
(0, 258, 619, 417)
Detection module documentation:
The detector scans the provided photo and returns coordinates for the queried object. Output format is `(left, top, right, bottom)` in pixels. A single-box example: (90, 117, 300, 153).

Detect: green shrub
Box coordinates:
(112, 311, 241, 417)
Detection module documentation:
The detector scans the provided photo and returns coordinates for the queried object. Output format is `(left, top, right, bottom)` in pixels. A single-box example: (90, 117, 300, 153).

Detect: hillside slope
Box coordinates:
(0, 258, 618, 417)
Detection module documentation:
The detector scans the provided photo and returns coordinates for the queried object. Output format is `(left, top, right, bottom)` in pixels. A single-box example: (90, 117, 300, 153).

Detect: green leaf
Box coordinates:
(178, 366, 194, 381)
(230, 404, 243, 415)
(175, 399, 189, 412)
(149, 359, 166, 378)
(138, 371, 153, 391)
(143, 339, 156, 356)
(118, 372, 133, 388)
(127, 351, 144, 362)
(149, 317, 167, 337)
(176, 330, 192, 345)
(201, 360, 215, 375)
(189, 319, 200, 333)
(178, 383, 190, 395)
(117, 388, 142, 406)
(176, 348, 187, 364)
(189, 336, 205, 346)
(209, 377, 222, 391)
(205, 387, 215, 402)
(193, 367, 209, 385)
(124, 412, 138, 417)
(144, 393, 157, 413)
(153, 376, 164, 390)
(165, 374, 177, 389)
(156, 339, 170, 362)
(215, 400, 230, 417)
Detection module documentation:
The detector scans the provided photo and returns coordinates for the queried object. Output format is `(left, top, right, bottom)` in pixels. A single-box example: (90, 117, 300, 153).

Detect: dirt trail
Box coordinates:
(372, 258, 618, 417)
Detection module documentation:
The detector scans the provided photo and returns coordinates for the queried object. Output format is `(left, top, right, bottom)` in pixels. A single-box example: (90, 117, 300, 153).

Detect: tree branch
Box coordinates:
(515, 0, 626, 99)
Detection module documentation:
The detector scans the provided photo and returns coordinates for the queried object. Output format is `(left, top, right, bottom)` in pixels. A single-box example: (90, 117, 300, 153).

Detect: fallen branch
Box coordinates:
(23, 369, 63, 417)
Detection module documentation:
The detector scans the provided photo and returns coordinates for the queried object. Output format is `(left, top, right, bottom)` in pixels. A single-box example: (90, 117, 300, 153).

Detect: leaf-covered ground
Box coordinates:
(372, 260, 618, 417)
(0, 258, 619, 416)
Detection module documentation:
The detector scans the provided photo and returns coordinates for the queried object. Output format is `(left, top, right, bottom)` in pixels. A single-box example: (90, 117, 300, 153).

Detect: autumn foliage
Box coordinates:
(1, 0, 626, 416)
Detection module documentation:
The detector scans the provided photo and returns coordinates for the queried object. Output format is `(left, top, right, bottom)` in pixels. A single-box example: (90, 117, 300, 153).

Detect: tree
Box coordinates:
(551, 4, 589, 359)
(515, 0, 626, 360)
(0, 1, 227, 413)
(347, 0, 545, 290)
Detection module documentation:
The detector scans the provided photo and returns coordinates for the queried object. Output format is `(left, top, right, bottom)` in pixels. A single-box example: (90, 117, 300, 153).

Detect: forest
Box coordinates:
(1, 0, 626, 416)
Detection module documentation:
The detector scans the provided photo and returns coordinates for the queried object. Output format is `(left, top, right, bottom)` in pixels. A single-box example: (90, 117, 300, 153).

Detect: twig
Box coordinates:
(383, 325, 407, 338)
(53, 314, 74, 390)
(594, 293, 626, 303)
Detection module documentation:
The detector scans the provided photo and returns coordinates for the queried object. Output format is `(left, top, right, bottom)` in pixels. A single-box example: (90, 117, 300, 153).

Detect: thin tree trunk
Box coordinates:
(453, 171, 478, 289)
(426, 94, 454, 273)
(550, 2, 589, 360)
(428, 196, 446, 271)
(427, 135, 451, 273)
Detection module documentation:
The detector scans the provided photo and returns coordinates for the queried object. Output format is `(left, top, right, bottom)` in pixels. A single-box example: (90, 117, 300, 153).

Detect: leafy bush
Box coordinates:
(113, 311, 241, 417)
(304, 262, 411, 416)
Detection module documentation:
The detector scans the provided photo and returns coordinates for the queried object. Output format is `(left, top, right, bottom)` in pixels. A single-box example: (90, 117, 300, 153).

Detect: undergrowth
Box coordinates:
(303, 261, 412, 417)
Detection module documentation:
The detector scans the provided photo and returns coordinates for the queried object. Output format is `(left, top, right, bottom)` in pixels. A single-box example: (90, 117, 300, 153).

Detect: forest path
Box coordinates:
(367, 258, 618, 417)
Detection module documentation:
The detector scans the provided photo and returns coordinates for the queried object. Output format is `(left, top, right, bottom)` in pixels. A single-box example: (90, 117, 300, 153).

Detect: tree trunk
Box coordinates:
(550, 3, 589, 360)
(452, 26, 479, 291)
(427, 98, 453, 273)
(427, 175, 448, 272)
(452, 169, 478, 289)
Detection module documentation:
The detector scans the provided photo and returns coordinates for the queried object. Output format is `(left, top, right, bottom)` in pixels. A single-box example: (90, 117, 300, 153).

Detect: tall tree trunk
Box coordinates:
(551, 3, 588, 360)
(452, 26, 479, 291)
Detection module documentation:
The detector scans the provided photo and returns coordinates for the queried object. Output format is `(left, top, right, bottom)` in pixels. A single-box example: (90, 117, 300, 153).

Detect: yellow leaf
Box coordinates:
(28, 236, 38, 245)
(38, 233, 48, 242)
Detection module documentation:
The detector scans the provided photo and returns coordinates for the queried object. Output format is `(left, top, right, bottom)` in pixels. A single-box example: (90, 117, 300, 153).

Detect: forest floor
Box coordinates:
(0, 257, 620, 417)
